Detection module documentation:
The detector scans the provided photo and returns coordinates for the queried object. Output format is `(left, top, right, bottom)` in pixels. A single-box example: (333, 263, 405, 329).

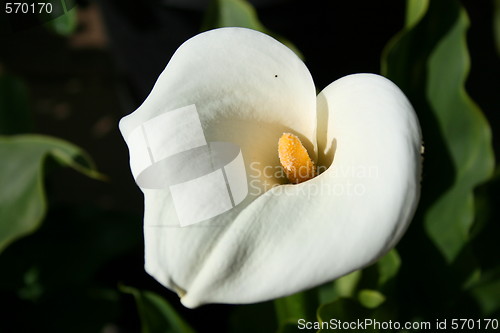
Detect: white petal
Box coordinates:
(118, 28, 318, 305)
(119, 28, 421, 307)
(120, 27, 317, 190)
(179, 74, 422, 308)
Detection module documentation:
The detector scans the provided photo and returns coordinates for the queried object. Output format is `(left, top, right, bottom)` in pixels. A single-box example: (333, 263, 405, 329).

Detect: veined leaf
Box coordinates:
(0, 134, 102, 254)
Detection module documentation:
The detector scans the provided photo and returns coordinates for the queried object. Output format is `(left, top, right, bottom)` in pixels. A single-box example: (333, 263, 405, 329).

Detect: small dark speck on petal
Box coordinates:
(275, 75, 278, 78)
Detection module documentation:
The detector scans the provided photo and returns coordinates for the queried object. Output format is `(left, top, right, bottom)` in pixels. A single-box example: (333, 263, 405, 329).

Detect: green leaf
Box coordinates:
(120, 285, 196, 333)
(357, 290, 386, 309)
(0, 72, 32, 135)
(45, 8, 77, 36)
(202, 0, 265, 32)
(334, 270, 362, 298)
(274, 293, 308, 325)
(424, 6, 495, 262)
(0, 134, 102, 254)
(382, 0, 495, 263)
(380, 0, 429, 75)
(202, 0, 303, 59)
(274, 290, 318, 331)
(41, 0, 77, 36)
(376, 249, 401, 287)
(317, 298, 376, 333)
(405, 0, 429, 29)
(317, 270, 362, 306)
(467, 169, 500, 315)
(469, 267, 500, 316)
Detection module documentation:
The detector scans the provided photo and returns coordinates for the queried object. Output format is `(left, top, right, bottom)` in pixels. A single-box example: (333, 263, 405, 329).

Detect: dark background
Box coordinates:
(0, 0, 498, 331)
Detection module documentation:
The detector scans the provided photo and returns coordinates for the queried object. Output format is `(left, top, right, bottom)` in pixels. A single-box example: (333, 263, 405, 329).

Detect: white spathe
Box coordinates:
(119, 27, 422, 308)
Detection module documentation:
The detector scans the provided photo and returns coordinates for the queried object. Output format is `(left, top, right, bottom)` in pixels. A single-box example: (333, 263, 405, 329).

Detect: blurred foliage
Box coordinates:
(43, 7, 77, 36)
(120, 285, 196, 333)
(202, 0, 303, 59)
(0, 205, 142, 332)
(275, 288, 318, 332)
(39, 0, 77, 36)
(380, 0, 498, 322)
(0, 0, 498, 332)
(41, 0, 77, 36)
(0, 134, 103, 254)
(384, 0, 494, 265)
(0, 11, 133, 330)
(272, 0, 498, 331)
(0, 69, 102, 254)
(404, 0, 429, 29)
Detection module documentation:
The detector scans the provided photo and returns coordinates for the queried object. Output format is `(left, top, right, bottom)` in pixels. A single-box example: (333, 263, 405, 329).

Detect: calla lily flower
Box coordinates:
(119, 27, 422, 308)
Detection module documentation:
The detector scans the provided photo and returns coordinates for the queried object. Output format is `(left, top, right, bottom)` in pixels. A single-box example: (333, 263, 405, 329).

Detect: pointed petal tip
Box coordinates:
(180, 295, 200, 309)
